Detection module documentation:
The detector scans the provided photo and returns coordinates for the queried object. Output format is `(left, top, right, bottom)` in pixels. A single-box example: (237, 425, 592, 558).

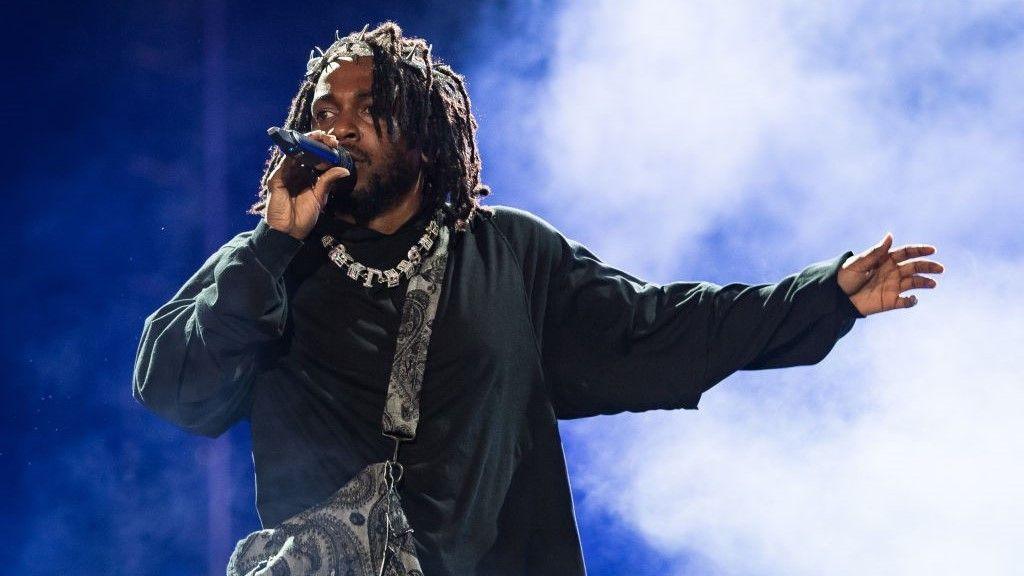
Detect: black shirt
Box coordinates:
(133, 202, 864, 575)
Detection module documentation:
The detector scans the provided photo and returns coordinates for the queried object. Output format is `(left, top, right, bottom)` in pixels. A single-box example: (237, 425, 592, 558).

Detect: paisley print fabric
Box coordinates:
(225, 463, 421, 576)
(383, 224, 449, 440)
(225, 220, 450, 576)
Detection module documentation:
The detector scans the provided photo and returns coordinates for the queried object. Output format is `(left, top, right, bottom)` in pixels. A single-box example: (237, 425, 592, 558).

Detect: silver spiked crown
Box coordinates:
(304, 24, 433, 84)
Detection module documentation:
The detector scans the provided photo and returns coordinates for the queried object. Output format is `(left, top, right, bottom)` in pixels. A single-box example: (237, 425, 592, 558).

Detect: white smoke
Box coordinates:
(473, 1, 1024, 573)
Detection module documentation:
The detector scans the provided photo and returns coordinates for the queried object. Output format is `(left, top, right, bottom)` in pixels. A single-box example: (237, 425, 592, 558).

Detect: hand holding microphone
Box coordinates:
(264, 128, 355, 241)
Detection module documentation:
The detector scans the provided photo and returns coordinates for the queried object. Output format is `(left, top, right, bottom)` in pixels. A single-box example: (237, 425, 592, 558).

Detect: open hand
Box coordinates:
(836, 233, 944, 317)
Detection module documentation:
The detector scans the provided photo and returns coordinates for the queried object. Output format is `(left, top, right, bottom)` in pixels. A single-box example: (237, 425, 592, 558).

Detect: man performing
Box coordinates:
(132, 21, 944, 576)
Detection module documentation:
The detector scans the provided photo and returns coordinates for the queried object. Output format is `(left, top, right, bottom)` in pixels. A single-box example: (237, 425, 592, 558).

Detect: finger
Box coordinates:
(302, 132, 341, 171)
(268, 154, 292, 178)
(268, 155, 300, 188)
(311, 166, 351, 205)
(897, 294, 919, 308)
(306, 130, 340, 147)
(877, 232, 893, 250)
(856, 231, 897, 268)
(305, 131, 342, 158)
(863, 232, 894, 264)
(316, 166, 350, 183)
(890, 244, 937, 263)
(900, 275, 938, 291)
(276, 153, 305, 172)
(899, 260, 945, 276)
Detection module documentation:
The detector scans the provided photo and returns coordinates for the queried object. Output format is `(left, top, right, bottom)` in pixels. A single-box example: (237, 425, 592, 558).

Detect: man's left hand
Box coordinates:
(836, 232, 944, 317)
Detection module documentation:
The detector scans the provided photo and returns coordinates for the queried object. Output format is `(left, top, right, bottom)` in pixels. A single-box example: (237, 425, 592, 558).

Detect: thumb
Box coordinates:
(318, 166, 350, 183)
(873, 232, 893, 259)
(864, 230, 897, 266)
(311, 166, 351, 206)
(851, 232, 893, 275)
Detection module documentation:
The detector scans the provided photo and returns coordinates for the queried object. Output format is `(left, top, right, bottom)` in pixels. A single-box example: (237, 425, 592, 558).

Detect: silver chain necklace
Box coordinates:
(320, 208, 445, 288)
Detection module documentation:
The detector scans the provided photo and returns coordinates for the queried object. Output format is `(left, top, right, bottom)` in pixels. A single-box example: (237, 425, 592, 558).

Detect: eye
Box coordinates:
(313, 109, 335, 123)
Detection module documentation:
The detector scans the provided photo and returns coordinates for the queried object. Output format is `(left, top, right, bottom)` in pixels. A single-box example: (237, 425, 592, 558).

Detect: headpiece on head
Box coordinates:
(304, 23, 434, 86)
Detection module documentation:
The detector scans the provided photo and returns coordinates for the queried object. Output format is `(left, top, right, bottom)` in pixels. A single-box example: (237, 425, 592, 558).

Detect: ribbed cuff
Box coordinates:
(248, 219, 305, 278)
(834, 250, 866, 319)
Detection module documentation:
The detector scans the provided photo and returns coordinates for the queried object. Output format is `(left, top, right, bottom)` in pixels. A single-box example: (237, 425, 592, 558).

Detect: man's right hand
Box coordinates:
(265, 130, 351, 241)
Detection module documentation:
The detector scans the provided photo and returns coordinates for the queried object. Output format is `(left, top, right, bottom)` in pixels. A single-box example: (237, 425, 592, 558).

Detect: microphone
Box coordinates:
(267, 126, 357, 175)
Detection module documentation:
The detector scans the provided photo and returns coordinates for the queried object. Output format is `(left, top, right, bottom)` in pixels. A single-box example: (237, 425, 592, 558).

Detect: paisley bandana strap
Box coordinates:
(381, 218, 450, 441)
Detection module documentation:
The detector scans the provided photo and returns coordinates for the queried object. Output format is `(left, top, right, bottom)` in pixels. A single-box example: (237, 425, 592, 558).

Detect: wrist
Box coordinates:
(266, 221, 305, 242)
(845, 291, 868, 319)
(250, 219, 305, 277)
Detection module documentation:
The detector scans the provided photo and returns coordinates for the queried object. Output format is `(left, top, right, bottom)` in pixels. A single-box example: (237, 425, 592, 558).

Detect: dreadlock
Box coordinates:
(247, 21, 493, 232)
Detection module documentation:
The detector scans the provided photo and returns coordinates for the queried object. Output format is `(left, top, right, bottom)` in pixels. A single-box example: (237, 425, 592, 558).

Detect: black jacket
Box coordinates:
(133, 203, 864, 575)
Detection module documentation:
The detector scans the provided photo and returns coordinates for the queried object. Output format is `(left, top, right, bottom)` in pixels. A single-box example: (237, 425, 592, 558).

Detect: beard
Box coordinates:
(324, 145, 420, 226)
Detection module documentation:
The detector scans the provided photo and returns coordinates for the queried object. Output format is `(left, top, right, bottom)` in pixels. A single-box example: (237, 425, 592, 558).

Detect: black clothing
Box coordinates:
(133, 203, 864, 575)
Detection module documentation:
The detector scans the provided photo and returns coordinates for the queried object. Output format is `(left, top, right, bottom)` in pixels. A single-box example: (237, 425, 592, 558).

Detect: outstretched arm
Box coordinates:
(539, 226, 866, 419)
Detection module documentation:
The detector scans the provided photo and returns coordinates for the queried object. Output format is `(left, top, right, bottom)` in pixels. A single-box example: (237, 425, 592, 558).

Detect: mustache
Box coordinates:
(342, 147, 369, 163)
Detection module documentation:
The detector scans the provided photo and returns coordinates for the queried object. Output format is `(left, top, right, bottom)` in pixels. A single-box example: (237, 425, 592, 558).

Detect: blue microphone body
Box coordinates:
(267, 127, 357, 173)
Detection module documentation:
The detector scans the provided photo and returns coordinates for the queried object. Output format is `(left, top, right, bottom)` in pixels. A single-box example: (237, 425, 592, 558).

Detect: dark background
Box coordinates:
(2, 1, 677, 573)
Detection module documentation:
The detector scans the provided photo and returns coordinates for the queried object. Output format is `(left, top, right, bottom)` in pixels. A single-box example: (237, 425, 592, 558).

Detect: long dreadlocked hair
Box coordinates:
(247, 21, 493, 232)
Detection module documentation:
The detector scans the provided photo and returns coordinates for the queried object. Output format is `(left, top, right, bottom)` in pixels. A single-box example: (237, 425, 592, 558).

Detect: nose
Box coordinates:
(326, 110, 359, 144)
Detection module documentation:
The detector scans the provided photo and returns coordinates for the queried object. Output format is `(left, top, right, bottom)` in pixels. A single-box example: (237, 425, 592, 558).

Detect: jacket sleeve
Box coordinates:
(132, 219, 304, 437)
(537, 219, 865, 419)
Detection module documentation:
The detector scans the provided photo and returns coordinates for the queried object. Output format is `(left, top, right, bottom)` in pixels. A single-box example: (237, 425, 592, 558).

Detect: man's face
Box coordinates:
(309, 56, 423, 225)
